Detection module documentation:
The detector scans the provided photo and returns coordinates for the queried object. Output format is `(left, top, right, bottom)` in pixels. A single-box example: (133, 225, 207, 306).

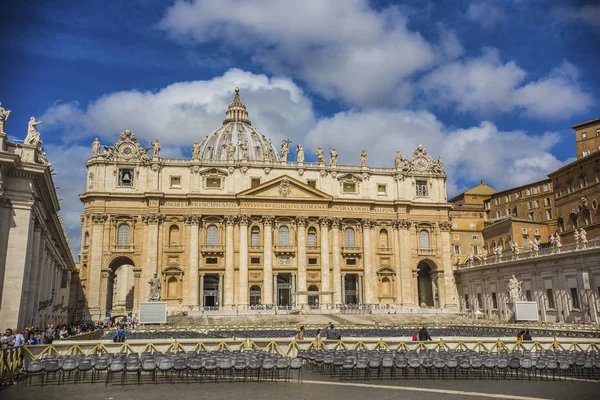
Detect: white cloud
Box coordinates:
(421, 50, 594, 119)
(41, 68, 316, 148)
(466, 1, 506, 28)
(553, 4, 600, 30)
(305, 109, 563, 194)
(159, 0, 456, 107)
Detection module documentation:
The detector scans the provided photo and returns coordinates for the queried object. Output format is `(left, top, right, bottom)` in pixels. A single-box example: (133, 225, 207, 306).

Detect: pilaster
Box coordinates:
(184, 215, 201, 307)
(296, 216, 307, 306)
(224, 215, 236, 307)
(262, 216, 274, 305)
(331, 218, 342, 305)
(238, 215, 250, 307)
(319, 217, 331, 307)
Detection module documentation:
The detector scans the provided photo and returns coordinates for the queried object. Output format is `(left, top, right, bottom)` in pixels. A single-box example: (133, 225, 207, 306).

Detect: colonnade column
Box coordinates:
(185, 215, 200, 307)
(296, 217, 307, 306)
(331, 218, 342, 305)
(199, 274, 205, 308)
(341, 273, 346, 304)
(397, 220, 413, 306)
(88, 213, 107, 320)
(218, 273, 224, 307)
(291, 273, 297, 306)
(357, 274, 363, 304)
(142, 213, 163, 304)
(273, 273, 278, 306)
(362, 219, 374, 304)
(319, 217, 331, 307)
(26, 226, 44, 325)
(439, 222, 457, 309)
(133, 270, 141, 311)
(262, 216, 274, 305)
(392, 222, 402, 305)
(224, 215, 236, 307)
(238, 215, 250, 308)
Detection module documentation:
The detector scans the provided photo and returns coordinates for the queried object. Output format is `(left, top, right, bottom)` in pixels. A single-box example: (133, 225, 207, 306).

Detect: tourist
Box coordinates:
(114, 326, 127, 342)
(315, 328, 322, 341)
(294, 325, 305, 340)
(59, 326, 69, 340)
(326, 323, 341, 340)
(517, 330, 525, 341)
(418, 326, 432, 341)
(523, 330, 532, 341)
(1, 329, 15, 347)
(411, 330, 418, 341)
(45, 324, 54, 344)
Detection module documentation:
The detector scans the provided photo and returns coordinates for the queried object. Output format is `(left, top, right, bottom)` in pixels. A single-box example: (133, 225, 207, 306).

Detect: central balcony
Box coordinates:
(342, 247, 362, 257)
(111, 244, 135, 253)
(274, 245, 296, 256)
(164, 244, 184, 253)
(417, 248, 436, 256)
(200, 245, 225, 255)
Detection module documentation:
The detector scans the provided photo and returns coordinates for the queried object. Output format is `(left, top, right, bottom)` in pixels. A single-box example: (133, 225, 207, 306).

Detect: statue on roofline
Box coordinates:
(330, 147, 338, 167)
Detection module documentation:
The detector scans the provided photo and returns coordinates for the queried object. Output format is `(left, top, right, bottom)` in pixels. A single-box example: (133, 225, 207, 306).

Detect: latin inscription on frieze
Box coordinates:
(242, 202, 328, 210)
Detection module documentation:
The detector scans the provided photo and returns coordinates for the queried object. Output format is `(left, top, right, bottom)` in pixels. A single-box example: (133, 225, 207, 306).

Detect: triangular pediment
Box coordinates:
(237, 175, 332, 200)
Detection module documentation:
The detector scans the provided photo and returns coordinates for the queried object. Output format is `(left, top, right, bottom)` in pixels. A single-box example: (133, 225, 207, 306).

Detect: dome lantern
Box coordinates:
(223, 87, 251, 125)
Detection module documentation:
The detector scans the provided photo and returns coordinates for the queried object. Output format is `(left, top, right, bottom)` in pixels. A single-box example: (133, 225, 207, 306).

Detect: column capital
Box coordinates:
(142, 213, 165, 225)
(224, 215, 237, 226)
(184, 214, 202, 225)
(318, 216, 330, 227)
(361, 218, 375, 229)
(296, 216, 308, 227)
(199, 273, 206, 277)
(330, 217, 341, 229)
(238, 215, 250, 226)
(90, 213, 108, 224)
(395, 219, 412, 230)
(262, 215, 274, 226)
(438, 221, 453, 231)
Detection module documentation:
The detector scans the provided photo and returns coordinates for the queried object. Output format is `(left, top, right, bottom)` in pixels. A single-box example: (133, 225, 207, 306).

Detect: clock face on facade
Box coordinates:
(119, 143, 135, 158)
(414, 157, 428, 171)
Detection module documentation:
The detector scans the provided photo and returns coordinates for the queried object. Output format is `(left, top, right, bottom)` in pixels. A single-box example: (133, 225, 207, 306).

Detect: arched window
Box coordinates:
(169, 225, 180, 245)
(344, 227, 355, 247)
(307, 227, 317, 248)
(117, 224, 130, 246)
(379, 229, 389, 248)
(167, 276, 178, 299)
(251, 226, 260, 247)
(419, 230, 430, 249)
(84, 232, 89, 247)
(206, 224, 219, 245)
(278, 226, 289, 246)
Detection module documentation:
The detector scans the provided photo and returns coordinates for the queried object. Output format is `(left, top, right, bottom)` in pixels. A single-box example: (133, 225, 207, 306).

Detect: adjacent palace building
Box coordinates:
(78, 88, 456, 321)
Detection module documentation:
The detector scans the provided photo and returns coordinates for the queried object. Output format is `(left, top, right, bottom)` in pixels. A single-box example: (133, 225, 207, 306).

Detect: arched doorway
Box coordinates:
(106, 256, 136, 316)
(417, 261, 435, 307)
(308, 285, 319, 306)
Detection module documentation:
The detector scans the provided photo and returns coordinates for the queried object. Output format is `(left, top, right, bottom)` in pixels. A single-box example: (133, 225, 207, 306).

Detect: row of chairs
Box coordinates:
(24, 350, 302, 386)
(300, 348, 600, 381)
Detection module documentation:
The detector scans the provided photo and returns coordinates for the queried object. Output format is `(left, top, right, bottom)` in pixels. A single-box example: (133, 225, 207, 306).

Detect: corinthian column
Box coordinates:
(392, 221, 402, 305)
(362, 219, 374, 304)
(224, 215, 236, 307)
(89, 213, 107, 320)
(397, 219, 413, 306)
(238, 215, 250, 307)
(319, 217, 331, 307)
(262, 216, 274, 305)
(331, 218, 342, 305)
(142, 213, 163, 303)
(439, 221, 457, 309)
(296, 216, 308, 306)
(185, 215, 201, 307)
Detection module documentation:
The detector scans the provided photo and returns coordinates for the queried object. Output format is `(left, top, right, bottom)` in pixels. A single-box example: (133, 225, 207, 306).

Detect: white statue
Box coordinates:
(465, 253, 474, 267)
(191, 141, 200, 160)
(148, 272, 162, 301)
(330, 147, 338, 167)
(24, 116, 42, 146)
(394, 151, 402, 168)
(296, 144, 304, 162)
(481, 248, 487, 264)
(262, 144, 270, 160)
(579, 228, 587, 249)
(91, 138, 101, 157)
(0, 102, 11, 133)
(508, 275, 523, 302)
(226, 143, 235, 161)
(360, 149, 367, 167)
(510, 242, 519, 260)
(554, 232, 562, 253)
(281, 140, 289, 161)
(151, 139, 161, 158)
(530, 239, 539, 257)
(316, 147, 325, 163)
(240, 142, 248, 160)
(574, 229, 580, 250)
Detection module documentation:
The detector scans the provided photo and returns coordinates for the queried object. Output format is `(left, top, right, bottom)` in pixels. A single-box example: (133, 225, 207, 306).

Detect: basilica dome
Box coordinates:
(197, 88, 279, 162)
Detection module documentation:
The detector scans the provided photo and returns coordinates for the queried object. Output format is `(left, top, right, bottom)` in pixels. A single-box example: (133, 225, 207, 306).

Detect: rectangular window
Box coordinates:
(251, 177, 261, 188)
(596, 128, 600, 136)
(535, 200, 540, 208)
(546, 209, 553, 220)
(250, 257, 261, 265)
(170, 176, 181, 188)
(472, 235, 478, 240)
(555, 186, 561, 198)
(464, 294, 470, 309)
(491, 292, 498, 309)
(343, 182, 357, 194)
(525, 290, 532, 301)
(415, 180, 428, 197)
(60, 269, 69, 289)
(567, 181, 573, 193)
(582, 132, 588, 140)
(495, 211, 501, 219)
(596, 170, 600, 183)
(473, 245, 479, 255)
(515, 192, 521, 199)
(570, 287, 580, 309)
(546, 289, 555, 309)
(118, 168, 134, 187)
(542, 184, 550, 192)
(346, 258, 357, 266)
(580, 177, 587, 188)
(583, 150, 590, 157)
(454, 245, 460, 255)
(251, 230, 260, 247)
(377, 184, 387, 195)
(526, 188, 531, 196)
(506, 208, 510, 216)
(470, 223, 476, 229)
(308, 258, 318, 265)
(205, 257, 218, 264)
(528, 212, 534, 221)
(206, 177, 221, 189)
(505, 195, 510, 202)
(477, 293, 483, 309)
(544, 198, 551, 206)
(485, 201, 491, 210)
(307, 179, 317, 189)
(494, 198, 500, 206)
(534, 186, 540, 194)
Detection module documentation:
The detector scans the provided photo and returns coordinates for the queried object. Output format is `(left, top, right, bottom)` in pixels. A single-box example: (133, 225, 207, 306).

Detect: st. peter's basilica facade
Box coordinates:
(78, 88, 456, 320)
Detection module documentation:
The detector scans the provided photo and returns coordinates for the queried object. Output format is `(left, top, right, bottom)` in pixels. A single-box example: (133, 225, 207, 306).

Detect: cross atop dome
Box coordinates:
(224, 87, 251, 125)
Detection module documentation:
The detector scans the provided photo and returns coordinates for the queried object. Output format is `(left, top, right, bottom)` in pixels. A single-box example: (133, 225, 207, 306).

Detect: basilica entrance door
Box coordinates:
(417, 261, 434, 307)
(277, 274, 291, 307)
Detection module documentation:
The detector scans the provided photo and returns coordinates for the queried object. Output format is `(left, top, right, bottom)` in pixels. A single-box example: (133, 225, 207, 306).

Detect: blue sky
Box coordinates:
(2, 0, 599, 253)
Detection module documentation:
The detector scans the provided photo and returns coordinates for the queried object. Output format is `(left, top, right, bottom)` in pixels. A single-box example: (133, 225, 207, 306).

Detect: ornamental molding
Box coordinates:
(198, 167, 229, 177)
(100, 129, 151, 163)
(90, 214, 108, 224)
(238, 215, 250, 226)
(262, 215, 274, 226)
(337, 173, 363, 182)
(142, 213, 165, 225)
(330, 217, 341, 229)
(278, 178, 292, 197)
(396, 219, 411, 230)
(183, 215, 202, 225)
(318, 217, 330, 227)
(296, 216, 308, 227)
(361, 218, 375, 229)
(439, 221, 453, 231)
(401, 144, 445, 176)
(224, 215, 237, 225)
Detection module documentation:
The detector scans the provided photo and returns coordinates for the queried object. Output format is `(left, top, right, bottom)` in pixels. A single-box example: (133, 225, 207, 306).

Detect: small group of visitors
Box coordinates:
(517, 330, 533, 341)
(411, 326, 432, 341)
(293, 323, 342, 341)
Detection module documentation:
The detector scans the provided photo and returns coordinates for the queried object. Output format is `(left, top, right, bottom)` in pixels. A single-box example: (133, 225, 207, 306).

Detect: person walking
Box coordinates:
(523, 330, 532, 341)
(294, 325, 305, 341)
(418, 326, 432, 341)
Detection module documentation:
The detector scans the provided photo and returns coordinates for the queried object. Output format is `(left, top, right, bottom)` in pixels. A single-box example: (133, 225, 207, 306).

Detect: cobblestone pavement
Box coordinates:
(3, 371, 599, 400)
